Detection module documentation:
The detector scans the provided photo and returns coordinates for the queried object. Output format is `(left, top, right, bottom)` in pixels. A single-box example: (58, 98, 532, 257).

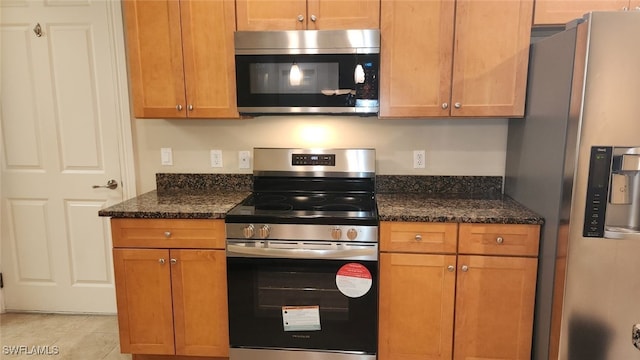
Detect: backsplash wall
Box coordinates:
(132, 116, 508, 193)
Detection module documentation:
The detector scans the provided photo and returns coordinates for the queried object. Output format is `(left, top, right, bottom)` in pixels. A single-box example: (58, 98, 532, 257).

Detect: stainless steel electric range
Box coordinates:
(225, 148, 378, 360)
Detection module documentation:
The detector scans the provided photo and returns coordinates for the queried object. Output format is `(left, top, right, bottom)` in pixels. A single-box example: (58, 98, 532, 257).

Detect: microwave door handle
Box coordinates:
(226, 243, 378, 260)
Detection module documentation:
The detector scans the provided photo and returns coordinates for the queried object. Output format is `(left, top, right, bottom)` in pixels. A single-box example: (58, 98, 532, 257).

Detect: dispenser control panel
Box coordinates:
(583, 146, 612, 237)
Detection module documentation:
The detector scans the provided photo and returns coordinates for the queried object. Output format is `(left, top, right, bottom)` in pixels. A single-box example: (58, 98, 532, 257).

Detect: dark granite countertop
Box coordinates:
(376, 193, 544, 225)
(98, 174, 544, 224)
(98, 190, 250, 219)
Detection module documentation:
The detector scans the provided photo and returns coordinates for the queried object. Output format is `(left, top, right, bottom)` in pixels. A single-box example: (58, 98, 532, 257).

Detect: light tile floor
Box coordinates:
(0, 313, 131, 360)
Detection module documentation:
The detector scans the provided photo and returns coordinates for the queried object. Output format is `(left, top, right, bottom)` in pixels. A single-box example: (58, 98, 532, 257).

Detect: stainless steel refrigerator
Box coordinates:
(505, 11, 640, 360)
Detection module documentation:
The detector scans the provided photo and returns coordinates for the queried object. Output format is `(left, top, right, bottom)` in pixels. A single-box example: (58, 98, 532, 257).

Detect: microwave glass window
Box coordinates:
(249, 63, 339, 95)
(235, 53, 379, 113)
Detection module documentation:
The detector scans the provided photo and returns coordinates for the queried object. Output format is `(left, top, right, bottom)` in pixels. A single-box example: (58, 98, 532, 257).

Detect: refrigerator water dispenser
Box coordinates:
(584, 146, 640, 239)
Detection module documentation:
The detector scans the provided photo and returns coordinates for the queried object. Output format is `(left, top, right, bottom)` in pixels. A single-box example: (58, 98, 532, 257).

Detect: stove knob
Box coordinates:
(347, 228, 358, 240)
(242, 224, 255, 239)
(331, 227, 342, 240)
(259, 225, 270, 239)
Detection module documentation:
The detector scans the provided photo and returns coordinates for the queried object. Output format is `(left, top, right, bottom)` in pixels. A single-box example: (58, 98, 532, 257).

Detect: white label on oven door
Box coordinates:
(336, 263, 372, 298)
(282, 306, 321, 332)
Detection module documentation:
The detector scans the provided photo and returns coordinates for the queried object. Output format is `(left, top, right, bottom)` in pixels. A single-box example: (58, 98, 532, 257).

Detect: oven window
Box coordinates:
(227, 257, 378, 354)
(257, 270, 349, 321)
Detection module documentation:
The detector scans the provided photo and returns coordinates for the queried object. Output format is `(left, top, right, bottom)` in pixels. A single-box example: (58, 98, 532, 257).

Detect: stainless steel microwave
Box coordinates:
(234, 29, 380, 115)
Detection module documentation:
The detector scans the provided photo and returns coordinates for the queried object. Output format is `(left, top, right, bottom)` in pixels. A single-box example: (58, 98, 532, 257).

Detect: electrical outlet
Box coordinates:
(161, 147, 173, 166)
(239, 150, 251, 169)
(210, 150, 223, 168)
(413, 150, 426, 169)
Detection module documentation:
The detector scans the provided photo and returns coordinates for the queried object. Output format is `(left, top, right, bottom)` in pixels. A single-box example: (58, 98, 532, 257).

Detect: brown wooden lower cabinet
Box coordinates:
(132, 355, 226, 360)
(378, 221, 540, 360)
(111, 218, 229, 358)
(453, 255, 538, 360)
(378, 252, 456, 360)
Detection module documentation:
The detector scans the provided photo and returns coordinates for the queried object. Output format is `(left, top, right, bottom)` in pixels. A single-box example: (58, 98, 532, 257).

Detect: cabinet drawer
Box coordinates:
(380, 222, 457, 253)
(111, 219, 225, 249)
(458, 223, 540, 256)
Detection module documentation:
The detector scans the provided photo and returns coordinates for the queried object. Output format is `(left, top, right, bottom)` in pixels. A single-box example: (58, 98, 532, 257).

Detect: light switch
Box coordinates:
(210, 150, 223, 168)
(161, 148, 173, 166)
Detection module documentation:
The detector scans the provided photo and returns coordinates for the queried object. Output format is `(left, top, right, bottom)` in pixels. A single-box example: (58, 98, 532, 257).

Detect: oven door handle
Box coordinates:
(226, 242, 378, 261)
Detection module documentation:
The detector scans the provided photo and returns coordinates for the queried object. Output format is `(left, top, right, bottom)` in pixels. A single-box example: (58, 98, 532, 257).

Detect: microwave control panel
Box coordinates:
(583, 146, 612, 238)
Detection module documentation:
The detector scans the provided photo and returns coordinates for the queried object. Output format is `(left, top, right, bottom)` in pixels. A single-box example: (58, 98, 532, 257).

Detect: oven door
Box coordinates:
(234, 53, 379, 114)
(226, 240, 378, 356)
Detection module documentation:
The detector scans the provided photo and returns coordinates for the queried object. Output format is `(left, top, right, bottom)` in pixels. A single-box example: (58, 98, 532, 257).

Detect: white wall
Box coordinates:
(132, 115, 508, 193)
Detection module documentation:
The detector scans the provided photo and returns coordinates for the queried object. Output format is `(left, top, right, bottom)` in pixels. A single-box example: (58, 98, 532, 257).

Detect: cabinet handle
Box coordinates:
(176, 104, 183, 111)
(310, 14, 317, 22)
(188, 104, 193, 111)
(496, 236, 504, 244)
(414, 234, 422, 241)
(461, 265, 469, 272)
(297, 14, 304, 22)
(159, 258, 166, 264)
(447, 265, 455, 272)
(170, 259, 177, 265)
(442, 103, 448, 110)
(164, 231, 171, 238)
(454, 102, 462, 109)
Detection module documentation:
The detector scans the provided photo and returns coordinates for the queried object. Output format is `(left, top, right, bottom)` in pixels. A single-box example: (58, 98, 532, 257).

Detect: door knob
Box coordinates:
(92, 179, 118, 190)
(33, 23, 43, 37)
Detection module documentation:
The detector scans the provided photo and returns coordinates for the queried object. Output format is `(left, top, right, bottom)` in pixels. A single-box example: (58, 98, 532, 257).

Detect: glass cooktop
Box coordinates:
(224, 192, 378, 226)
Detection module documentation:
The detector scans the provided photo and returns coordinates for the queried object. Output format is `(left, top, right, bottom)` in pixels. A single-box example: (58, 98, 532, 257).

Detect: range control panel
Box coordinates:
(292, 154, 336, 166)
(583, 146, 612, 237)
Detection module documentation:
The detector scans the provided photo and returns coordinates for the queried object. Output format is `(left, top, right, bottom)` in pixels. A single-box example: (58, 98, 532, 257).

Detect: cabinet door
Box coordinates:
(450, 0, 533, 117)
(533, 0, 628, 25)
(379, 0, 455, 118)
(123, 0, 187, 118)
(171, 250, 229, 357)
(307, 0, 380, 30)
(236, 0, 307, 30)
(181, 0, 239, 118)
(113, 249, 175, 355)
(453, 255, 537, 360)
(379, 253, 456, 360)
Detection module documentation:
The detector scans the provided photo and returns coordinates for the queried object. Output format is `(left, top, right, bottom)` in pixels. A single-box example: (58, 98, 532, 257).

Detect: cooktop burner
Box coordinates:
(252, 193, 372, 211)
(224, 148, 379, 227)
(225, 192, 378, 226)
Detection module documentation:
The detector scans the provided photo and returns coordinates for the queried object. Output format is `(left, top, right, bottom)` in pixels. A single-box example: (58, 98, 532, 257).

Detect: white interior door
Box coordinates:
(0, 0, 134, 313)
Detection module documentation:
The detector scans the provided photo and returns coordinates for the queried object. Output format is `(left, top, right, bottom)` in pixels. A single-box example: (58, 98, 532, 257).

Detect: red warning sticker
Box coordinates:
(336, 263, 372, 298)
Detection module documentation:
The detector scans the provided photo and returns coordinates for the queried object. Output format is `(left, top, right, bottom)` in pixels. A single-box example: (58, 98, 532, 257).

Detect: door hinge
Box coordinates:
(0, 272, 3, 288)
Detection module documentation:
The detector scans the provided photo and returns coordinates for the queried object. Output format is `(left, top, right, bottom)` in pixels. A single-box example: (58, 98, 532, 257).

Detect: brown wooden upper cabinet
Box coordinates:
(534, 0, 640, 25)
(236, 0, 380, 30)
(379, 0, 533, 118)
(123, 0, 239, 119)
